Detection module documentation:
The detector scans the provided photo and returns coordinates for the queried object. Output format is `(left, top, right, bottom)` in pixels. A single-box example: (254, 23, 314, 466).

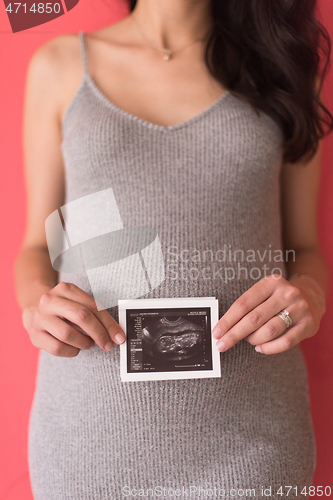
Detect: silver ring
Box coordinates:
(275, 309, 293, 328)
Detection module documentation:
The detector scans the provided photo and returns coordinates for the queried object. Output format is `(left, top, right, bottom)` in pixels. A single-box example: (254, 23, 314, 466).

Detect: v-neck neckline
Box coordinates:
(84, 73, 231, 132)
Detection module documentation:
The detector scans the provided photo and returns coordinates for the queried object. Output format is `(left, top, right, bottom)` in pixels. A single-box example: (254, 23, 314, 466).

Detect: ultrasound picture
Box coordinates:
(142, 316, 204, 361)
(125, 307, 213, 373)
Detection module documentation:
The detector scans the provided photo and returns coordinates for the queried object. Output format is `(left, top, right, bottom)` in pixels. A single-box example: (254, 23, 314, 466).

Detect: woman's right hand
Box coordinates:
(22, 282, 126, 357)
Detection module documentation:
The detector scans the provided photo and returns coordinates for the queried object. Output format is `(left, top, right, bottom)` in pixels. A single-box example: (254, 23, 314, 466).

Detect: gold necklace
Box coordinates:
(131, 16, 204, 61)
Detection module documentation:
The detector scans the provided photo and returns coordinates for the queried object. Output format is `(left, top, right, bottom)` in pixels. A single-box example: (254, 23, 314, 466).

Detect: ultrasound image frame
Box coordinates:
(119, 298, 220, 382)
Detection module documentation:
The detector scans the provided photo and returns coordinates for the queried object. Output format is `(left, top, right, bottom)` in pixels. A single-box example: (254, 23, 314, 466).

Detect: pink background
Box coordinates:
(0, 1, 332, 498)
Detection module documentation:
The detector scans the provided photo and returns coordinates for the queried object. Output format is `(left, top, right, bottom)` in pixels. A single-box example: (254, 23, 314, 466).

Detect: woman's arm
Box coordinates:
(211, 92, 329, 354)
(15, 38, 67, 311)
(14, 36, 125, 356)
(279, 132, 328, 318)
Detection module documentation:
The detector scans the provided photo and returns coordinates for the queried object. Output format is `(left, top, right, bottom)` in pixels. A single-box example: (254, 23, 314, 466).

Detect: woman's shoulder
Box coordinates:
(28, 32, 82, 80)
(25, 33, 86, 124)
(27, 19, 130, 79)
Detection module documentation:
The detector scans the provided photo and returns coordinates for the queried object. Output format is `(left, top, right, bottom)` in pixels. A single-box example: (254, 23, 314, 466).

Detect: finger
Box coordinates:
(40, 292, 115, 351)
(93, 307, 126, 346)
(41, 315, 95, 350)
(214, 294, 287, 348)
(245, 302, 302, 346)
(30, 328, 81, 358)
(254, 322, 307, 355)
(212, 274, 283, 340)
(51, 282, 126, 346)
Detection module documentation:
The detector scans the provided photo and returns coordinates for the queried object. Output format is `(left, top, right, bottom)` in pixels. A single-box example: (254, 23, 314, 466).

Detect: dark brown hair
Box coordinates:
(128, 0, 333, 164)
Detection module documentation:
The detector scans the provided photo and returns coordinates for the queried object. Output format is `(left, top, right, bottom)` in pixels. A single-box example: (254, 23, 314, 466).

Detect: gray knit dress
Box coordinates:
(28, 31, 316, 499)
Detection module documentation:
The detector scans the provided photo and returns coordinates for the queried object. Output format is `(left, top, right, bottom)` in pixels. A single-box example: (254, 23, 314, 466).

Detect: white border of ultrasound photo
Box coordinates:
(118, 297, 221, 382)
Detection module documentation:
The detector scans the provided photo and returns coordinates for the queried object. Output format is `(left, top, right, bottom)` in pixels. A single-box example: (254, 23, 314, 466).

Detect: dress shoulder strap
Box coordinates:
(78, 31, 89, 76)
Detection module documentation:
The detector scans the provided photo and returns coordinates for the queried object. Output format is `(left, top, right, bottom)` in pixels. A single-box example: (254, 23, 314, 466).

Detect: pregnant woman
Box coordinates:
(15, 0, 332, 498)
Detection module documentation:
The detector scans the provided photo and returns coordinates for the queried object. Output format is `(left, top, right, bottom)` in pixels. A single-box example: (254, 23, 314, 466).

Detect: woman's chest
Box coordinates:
(61, 88, 284, 227)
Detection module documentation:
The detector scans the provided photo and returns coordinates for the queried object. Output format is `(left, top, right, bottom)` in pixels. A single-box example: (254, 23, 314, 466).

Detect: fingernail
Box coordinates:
(115, 332, 125, 344)
(217, 340, 228, 352)
(104, 341, 113, 351)
(212, 327, 222, 339)
(255, 345, 262, 353)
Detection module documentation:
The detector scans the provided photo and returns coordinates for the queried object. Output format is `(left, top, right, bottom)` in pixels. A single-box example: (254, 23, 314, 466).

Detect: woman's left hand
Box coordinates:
(212, 273, 326, 355)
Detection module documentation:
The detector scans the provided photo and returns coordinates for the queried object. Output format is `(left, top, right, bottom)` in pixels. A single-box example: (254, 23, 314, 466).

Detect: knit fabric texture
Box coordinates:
(28, 31, 316, 500)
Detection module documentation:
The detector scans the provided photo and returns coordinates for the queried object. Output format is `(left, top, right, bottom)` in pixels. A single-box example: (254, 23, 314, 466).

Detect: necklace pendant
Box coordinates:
(164, 51, 171, 61)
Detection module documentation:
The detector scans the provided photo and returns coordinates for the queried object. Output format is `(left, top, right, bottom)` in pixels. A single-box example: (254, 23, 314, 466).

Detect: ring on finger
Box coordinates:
(274, 309, 293, 329)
